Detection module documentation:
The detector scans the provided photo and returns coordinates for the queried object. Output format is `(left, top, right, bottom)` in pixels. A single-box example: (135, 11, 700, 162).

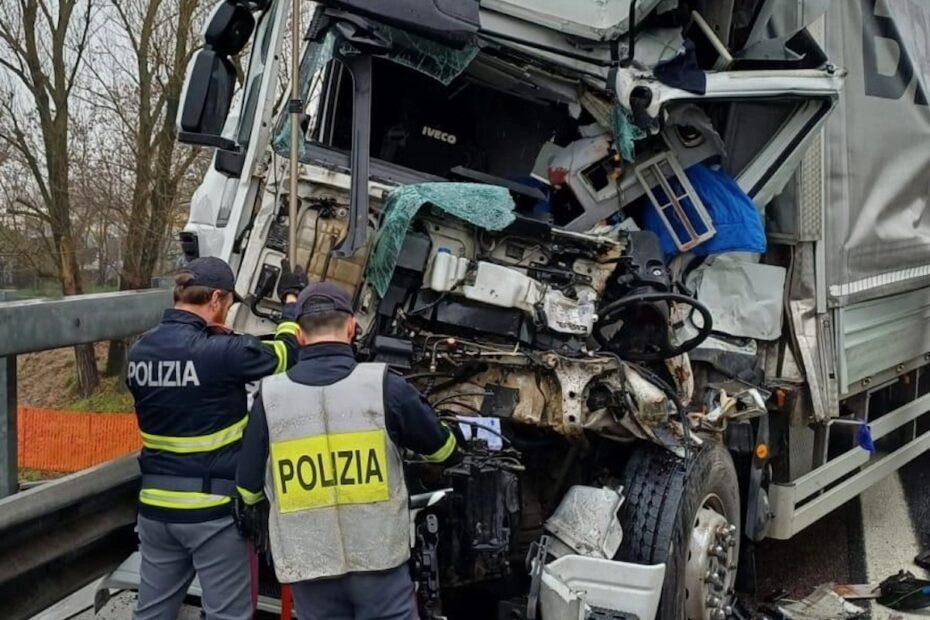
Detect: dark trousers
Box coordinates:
(290, 564, 418, 620)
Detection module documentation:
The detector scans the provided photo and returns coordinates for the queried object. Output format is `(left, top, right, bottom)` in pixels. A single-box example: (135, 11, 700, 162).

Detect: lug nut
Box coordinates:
(713, 609, 727, 620)
(706, 595, 721, 608)
(706, 573, 724, 587)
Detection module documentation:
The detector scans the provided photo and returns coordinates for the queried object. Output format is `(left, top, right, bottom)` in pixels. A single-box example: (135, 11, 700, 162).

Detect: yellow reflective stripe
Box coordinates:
(139, 489, 231, 510)
(262, 340, 288, 373)
(275, 321, 300, 338)
(140, 416, 248, 454)
(423, 430, 457, 463)
(237, 485, 265, 506)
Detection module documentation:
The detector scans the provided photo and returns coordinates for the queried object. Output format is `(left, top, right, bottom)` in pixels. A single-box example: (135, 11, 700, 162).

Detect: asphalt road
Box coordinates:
(755, 451, 930, 619)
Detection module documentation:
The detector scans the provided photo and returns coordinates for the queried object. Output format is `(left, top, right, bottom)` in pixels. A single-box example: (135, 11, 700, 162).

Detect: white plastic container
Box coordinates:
(428, 248, 469, 292)
(539, 555, 666, 620)
(463, 261, 544, 311)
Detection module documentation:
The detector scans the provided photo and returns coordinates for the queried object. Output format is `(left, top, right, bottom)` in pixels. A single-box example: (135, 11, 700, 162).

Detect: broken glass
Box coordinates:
(343, 23, 478, 86)
(613, 105, 646, 163)
(367, 183, 516, 297)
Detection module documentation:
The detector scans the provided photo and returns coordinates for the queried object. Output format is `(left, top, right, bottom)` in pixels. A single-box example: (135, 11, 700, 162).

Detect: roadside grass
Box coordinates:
(66, 375, 135, 413)
(19, 468, 65, 482)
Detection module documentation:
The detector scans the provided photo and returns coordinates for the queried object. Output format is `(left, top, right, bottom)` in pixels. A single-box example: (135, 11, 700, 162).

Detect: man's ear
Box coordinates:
(211, 289, 225, 308)
(297, 328, 310, 346)
(346, 316, 357, 341)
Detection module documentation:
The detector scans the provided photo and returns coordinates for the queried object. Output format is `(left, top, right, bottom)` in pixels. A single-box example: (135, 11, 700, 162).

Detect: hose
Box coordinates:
(437, 414, 513, 447)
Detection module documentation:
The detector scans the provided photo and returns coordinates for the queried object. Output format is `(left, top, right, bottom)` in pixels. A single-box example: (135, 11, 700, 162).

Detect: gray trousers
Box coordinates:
(134, 515, 255, 620)
(290, 564, 418, 620)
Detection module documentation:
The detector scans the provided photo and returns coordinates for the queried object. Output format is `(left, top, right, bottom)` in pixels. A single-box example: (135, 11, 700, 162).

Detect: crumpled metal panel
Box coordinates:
(480, 0, 668, 41)
(544, 485, 624, 559)
(691, 255, 787, 341)
(789, 298, 830, 422)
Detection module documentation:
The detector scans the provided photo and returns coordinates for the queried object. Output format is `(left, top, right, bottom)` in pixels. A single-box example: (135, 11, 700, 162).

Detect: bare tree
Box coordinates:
(70, 118, 127, 288)
(0, 0, 100, 396)
(84, 0, 208, 374)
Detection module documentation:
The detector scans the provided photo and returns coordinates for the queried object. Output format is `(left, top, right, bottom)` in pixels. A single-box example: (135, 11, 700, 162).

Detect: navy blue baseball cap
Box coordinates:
(180, 257, 243, 303)
(295, 281, 353, 317)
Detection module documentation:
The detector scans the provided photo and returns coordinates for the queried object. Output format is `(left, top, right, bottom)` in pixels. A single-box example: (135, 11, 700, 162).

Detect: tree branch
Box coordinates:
(66, 1, 93, 96)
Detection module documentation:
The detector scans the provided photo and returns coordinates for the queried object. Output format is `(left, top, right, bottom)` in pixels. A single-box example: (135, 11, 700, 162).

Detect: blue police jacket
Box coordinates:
(128, 307, 299, 522)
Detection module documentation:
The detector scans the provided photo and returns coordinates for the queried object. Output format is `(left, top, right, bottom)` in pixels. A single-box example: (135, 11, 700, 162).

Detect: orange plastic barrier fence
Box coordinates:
(17, 407, 140, 473)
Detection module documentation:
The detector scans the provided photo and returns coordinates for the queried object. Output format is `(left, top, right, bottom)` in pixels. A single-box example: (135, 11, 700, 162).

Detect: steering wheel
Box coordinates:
(594, 292, 713, 362)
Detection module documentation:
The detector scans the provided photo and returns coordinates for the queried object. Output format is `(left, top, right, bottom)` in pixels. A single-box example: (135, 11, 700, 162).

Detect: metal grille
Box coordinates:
(797, 15, 826, 242)
(797, 131, 824, 242)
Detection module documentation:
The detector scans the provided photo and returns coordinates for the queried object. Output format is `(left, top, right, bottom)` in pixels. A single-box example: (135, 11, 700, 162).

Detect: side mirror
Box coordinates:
(204, 1, 256, 55)
(178, 0, 261, 149)
(178, 50, 237, 149)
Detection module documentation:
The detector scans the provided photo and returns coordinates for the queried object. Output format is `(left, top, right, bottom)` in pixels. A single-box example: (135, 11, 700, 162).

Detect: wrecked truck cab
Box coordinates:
(174, 1, 848, 619)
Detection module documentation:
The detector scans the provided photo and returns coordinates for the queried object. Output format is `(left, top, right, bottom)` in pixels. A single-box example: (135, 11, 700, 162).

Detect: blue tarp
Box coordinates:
(642, 164, 766, 257)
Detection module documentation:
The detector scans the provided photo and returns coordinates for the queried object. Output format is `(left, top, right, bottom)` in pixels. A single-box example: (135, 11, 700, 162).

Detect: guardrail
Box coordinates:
(0, 289, 171, 496)
(0, 289, 172, 619)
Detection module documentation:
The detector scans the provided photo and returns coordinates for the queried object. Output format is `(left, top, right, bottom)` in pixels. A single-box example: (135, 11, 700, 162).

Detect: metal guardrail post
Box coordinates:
(0, 290, 17, 498)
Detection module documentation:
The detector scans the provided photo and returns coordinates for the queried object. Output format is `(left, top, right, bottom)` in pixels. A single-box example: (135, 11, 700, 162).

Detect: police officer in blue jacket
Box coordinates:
(235, 282, 460, 620)
(128, 257, 306, 620)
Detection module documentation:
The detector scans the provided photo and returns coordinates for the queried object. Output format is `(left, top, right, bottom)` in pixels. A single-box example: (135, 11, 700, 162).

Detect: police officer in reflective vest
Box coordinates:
(128, 257, 307, 620)
(235, 281, 460, 620)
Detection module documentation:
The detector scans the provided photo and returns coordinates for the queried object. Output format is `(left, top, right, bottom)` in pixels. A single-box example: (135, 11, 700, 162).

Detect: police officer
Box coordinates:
(235, 282, 460, 620)
(128, 256, 307, 620)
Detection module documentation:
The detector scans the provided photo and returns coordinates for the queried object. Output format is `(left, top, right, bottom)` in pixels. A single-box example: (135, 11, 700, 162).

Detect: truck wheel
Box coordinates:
(618, 441, 740, 620)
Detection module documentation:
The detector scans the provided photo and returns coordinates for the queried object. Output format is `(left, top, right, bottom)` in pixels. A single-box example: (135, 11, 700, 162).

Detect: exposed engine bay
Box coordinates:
(356, 210, 710, 440)
(353, 210, 711, 618)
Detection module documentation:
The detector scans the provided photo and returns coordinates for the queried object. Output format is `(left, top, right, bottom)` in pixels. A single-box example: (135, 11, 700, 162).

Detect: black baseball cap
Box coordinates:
(295, 282, 354, 317)
(180, 257, 243, 303)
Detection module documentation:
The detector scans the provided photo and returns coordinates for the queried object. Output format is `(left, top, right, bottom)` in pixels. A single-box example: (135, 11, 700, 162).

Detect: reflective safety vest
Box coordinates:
(261, 363, 410, 583)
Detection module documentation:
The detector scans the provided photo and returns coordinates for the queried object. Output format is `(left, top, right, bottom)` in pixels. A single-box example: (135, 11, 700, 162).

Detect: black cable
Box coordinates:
(436, 402, 483, 416)
(403, 372, 455, 381)
(431, 391, 491, 408)
(306, 213, 320, 273)
(409, 275, 467, 317)
(320, 245, 334, 282)
(437, 414, 513, 446)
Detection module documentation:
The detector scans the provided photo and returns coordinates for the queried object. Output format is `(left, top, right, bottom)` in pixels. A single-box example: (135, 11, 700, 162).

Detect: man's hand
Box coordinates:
(233, 495, 270, 556)
(277, 259, 308, 302)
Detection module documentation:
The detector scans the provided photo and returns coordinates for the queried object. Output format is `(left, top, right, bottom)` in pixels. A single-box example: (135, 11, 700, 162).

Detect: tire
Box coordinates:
(618, 441, 740, 620)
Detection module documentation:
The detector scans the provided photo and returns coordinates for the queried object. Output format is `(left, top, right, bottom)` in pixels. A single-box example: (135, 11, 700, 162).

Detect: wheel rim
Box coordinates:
(683, 494, 739, 620)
